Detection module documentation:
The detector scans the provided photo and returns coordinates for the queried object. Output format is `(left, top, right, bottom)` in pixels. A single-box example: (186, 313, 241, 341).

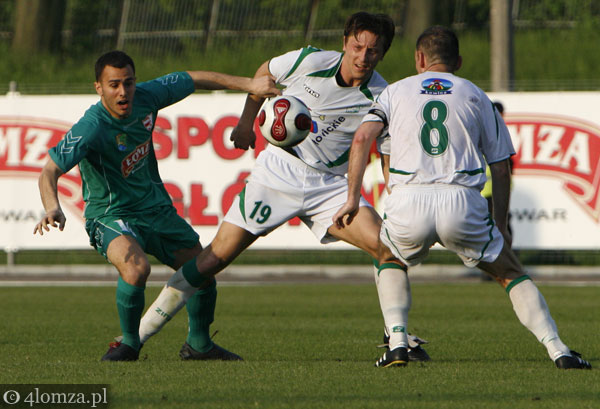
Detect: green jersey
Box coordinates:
(49, 72, 194, 219)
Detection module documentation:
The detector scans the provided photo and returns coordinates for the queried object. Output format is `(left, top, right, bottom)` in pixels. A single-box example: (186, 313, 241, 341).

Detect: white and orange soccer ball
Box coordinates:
(258, 96, 312, 147)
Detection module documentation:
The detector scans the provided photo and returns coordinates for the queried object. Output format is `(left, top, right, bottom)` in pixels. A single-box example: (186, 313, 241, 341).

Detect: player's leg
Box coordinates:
(322, 195, 428, 363)
(373, 243, 411, 367)
(172, 245, 221, 356)
(163, 222, 256, 360)
(104, 234, 151, 361)
(328, 207, 409, 361)
(136, 211, 257, 358)
(136, 243, 203, 346)
(478, 245, 591, 369)
(444, 187, 590, 369)
(85, 217, 150, 361)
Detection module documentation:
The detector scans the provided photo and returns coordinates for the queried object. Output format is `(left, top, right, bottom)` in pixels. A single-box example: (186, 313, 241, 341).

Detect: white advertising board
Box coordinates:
(1, 91, 599, 250)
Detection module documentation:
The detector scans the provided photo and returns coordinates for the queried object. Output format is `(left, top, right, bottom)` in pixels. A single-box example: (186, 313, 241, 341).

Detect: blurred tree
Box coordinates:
(404, 0, 434, 40)
(12, 0, 66, 53)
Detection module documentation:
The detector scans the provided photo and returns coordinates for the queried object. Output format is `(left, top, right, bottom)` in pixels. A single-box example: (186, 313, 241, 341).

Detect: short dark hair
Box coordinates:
(416, 26, 459, 67)
(344, 12, 395, 55)
(95, 50, 135, 81)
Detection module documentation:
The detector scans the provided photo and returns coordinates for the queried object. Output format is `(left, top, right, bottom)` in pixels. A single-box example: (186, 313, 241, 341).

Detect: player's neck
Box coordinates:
(423, 63, 454, 74)
(335, 70, 371, 88)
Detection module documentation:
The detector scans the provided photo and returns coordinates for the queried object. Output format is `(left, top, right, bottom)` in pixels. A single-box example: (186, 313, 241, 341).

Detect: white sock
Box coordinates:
(376, 265, 411, 350)
(138, 268, 197, 344)
(373, 265, 380, 286)
(508, 277, 570, 361)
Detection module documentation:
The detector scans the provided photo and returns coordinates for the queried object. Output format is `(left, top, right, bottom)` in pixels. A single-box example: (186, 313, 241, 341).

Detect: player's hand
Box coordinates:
(332, 201, 359, 229)
(249, 75, 281, 99)
(230, 124, 257, 150)
(33, 208, 66, 236)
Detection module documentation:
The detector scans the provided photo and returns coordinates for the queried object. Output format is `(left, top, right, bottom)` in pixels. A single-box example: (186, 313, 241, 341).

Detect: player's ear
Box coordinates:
(94, 81, 102, 97)
(454, 55, 463, 72)
(414, 50, 425, 72)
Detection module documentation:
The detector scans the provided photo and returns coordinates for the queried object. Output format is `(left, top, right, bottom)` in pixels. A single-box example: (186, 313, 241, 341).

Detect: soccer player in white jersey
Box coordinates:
(333, 25, 592, 369)
(130, 11, 430, 362)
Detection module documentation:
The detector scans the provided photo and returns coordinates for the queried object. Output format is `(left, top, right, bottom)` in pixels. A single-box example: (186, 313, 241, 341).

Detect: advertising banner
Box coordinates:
(1, 91, 599, 250)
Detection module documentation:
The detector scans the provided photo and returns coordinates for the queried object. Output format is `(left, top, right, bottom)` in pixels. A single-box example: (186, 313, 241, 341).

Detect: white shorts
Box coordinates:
(380, 184, 504, 267)
(224, 148, 371, 243)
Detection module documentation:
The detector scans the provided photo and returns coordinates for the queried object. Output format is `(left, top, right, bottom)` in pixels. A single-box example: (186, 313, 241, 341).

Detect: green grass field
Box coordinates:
(0, 282, 598, 409)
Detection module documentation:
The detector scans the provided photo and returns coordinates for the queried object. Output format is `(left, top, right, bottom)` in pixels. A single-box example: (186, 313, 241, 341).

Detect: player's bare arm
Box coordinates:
(33, 158, 66, 235)
(230, 60, 275, 150)
(489, 158, 512, 243)
(186, 69, 279, 98)
(333, 121, 384, 228)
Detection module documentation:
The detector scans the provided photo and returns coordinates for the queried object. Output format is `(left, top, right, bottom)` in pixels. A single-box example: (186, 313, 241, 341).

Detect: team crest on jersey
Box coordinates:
(115, 133, 127, 151)
(142, 113, 154, 131)
(421, 78, 453, 95)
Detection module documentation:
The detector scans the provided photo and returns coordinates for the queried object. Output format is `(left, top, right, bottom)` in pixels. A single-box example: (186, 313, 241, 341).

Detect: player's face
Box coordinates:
(95, 65, 136, 119)
(341, 30, 385, 86)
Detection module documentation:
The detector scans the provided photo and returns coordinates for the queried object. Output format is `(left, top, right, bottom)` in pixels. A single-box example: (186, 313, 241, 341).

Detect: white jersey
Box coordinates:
(363, 71, 514, 191)
(268, 46, 388, 176)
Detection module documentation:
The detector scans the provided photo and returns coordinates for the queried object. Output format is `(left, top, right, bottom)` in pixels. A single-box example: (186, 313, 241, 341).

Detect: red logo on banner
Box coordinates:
(506, 113, 600, 223)
(0, 117, 85, 218)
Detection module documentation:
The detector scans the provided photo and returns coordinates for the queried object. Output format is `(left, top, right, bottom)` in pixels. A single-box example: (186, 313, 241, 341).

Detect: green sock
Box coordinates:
(181, 258, 211, 287)
(116, 277, 145, 351)
(186, 280, 217, 353)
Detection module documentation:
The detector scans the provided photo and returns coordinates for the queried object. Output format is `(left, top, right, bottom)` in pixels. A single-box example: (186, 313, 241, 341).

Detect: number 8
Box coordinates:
(420, 100, 449, 156)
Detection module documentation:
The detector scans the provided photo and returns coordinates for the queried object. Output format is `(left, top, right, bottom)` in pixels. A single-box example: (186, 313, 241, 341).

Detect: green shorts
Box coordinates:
(85, 205, 200, 267)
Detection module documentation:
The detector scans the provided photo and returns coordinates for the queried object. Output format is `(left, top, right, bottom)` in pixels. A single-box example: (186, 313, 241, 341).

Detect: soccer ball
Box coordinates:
(258, 96, 312, 147)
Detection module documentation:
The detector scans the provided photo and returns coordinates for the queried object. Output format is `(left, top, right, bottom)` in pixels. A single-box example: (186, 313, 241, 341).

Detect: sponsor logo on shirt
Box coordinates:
(142, 113, 154, 131)
(121, 139, 151, 177)
(115, 133, 127, 151)
(345, 106, 361, 113)
(303, 83, 320, 98)
(312, 116, 345, 144)
(420, 78, 453, 95)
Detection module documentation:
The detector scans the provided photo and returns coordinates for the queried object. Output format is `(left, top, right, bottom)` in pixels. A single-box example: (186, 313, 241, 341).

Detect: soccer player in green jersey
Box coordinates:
(33, 50, 280, 361)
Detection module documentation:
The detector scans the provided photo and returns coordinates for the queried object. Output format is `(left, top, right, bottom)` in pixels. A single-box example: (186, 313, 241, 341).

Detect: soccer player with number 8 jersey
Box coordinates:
(334, 26, 591, 369)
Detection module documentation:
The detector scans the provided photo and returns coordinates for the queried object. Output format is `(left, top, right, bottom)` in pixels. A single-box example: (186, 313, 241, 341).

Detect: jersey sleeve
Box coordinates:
(136, 71, 195, 111)
(479, 94, 515, 164)
(48, 117, 101, 173)
(362, 86, 391, 126)
(268, 46, 322, 84)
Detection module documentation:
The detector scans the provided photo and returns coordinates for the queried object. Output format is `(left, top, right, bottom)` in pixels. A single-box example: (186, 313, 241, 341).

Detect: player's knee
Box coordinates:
(118, 260, 151, 286)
